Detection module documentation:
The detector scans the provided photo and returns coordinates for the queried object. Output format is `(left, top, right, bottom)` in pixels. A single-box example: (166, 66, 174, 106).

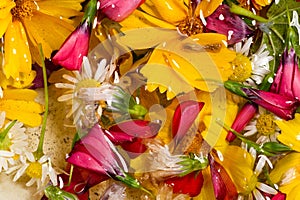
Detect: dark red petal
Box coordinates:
(226, 102, 258, 142)
(165, 171, 204, 197)
(205, 5, 253, 44)
(172, 101, 204, 145)
(209, 154, 238, 200)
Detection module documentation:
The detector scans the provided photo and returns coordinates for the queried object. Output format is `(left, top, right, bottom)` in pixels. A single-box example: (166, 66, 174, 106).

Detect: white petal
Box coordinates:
(63, 74, 78, 84)
(13, 164, 29, 181)
(252, 189, 265, 200)
(256, 182, 277, 195)
(57, 94, 73, 102)
(94, 59, 107, 81)
(26, 178, 36, 187)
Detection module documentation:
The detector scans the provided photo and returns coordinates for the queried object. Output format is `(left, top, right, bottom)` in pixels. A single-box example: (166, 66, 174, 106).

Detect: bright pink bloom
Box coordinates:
(172, 101, 205, 145)
(242, 88, 299, 120)
(226, 102, 258, 142)
(165, 171, 204, 197)
(271, 192, 286, 200)
(99, 0, 145, 21)
(270, 48, 300, 100)
(52, 20, 90, 71)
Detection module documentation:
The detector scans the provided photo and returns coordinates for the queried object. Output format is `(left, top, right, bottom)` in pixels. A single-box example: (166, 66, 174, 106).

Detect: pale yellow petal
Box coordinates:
(194, 167, 215, 200)
(3, 21, 32, 79)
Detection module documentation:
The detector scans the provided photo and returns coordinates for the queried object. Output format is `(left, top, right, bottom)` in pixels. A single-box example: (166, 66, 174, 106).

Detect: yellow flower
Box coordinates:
(275, 113, 300, 152)
(118, 0, 236, 99)
(0, 88, 44, 127)
(1, 0, 83, 87)
(270, 152, 300, 199)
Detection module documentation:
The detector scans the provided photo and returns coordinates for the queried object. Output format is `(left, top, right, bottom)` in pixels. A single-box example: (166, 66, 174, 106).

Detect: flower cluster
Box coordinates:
(1, 0, 300, 200)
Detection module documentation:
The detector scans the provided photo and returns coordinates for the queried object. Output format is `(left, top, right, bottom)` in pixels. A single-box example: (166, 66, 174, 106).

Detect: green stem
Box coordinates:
(0, 120, 17, 142)
(35, 44, 49, 160)
(82, 0, 98, 25)
(229, 4, 269, 23)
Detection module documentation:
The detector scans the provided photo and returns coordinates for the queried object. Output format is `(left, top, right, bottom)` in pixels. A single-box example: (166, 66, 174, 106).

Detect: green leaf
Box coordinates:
(258, 0, 300, 90)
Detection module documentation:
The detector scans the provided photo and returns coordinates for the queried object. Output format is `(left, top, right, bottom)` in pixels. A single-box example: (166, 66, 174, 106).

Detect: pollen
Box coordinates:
(11, 0, 37, 20)
(229, 53, 252, 82)
(256, 114, 276, 135)
(177, 17, 203, 36)
(26, 161, 42, 178)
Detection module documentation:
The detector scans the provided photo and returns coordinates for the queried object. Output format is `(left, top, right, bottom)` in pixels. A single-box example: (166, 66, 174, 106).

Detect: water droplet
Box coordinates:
(218, 14, 224, 20)
(268, 77, 273, 83)
(111, 4, 115, 8)
(11, 37, 15, 42)
(12, 49, 17, 54)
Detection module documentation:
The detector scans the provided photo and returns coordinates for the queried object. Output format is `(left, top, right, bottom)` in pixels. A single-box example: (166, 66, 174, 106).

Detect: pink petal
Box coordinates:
(172, 101, 204, 145)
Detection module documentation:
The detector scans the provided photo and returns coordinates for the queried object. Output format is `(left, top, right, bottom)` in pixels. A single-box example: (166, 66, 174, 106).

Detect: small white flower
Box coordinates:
(0, 111, 28, 172)
(6, 152, 58, 189)
(55, 56, 117, 130)
(233, 37, 273, 86)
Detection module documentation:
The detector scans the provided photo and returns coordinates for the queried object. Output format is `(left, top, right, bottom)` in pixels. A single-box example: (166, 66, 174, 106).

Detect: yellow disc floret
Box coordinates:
(229, 53, 252, 82)
(256, 114, 276, 135)
(26, 161, 42, 178)
(11, 0, 37, 20)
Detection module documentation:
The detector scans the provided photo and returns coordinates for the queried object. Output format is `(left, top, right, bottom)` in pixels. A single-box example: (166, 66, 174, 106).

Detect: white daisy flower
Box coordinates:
(6, 152, 58, 189)
(55, 56, 117, 130)
(238, 155, 278, 200)
(231, 37, 273, 86)
(243, 108, 280, 144)
(0, 111, 28, 172)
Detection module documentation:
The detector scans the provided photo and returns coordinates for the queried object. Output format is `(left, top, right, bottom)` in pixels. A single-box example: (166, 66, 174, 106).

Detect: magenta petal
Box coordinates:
(226, 102, 258, 142)
(100, 0, 145, 21)
(172, 101, 204, 145)
(243, 88, 299, 120)
(205, 5, 253, 44)
(271, 192, 286, 200)
(52, 21, 90, 71)
(208, 154, 238, 200)
(107, 120, 161, 143)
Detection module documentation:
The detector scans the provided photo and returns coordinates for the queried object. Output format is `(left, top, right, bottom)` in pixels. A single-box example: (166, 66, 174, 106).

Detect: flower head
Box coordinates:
(6, 152, 58, 189)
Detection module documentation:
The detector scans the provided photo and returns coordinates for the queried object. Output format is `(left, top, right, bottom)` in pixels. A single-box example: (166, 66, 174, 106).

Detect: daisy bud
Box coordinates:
(172, 101, 205, 145)
(99, 0, 145, 22)
(226, 102, 258, 142)
(270, 48, 300, 100)
(52, 0, 97, 70)
(205, 5, 253, 45)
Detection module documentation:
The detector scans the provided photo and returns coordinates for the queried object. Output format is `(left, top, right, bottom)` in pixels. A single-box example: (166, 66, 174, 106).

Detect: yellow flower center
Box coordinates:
(229, 53, 252, 82)
(11, 0, 36, 20)
(26, 161, 42, 178)
(256, 114, 276, 135)
(75, 79, 100, 93)
(177, 17, 203, 36)
(244, 174, 258, 194)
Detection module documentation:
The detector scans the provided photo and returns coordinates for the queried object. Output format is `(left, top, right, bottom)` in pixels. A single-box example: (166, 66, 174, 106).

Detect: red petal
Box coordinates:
(172, 101, 204, 145)
(226, 102, 257, 142)
(165, 171, 204, 197)
(52, 21, 90, 70)
(272, 192, 286, 200)
(209, 154, 238, 200)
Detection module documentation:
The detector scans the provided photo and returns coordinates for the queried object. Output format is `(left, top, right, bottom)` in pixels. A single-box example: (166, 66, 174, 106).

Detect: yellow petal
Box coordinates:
(2, 89, 38, 101)
(194, 167, 215, 200)
(269, 152, 300, 184)
(120, 9, 175, 32)
(254, 0, 272, 7)
(0, 14, 12, 38)
(218, 145, 254, 193)
(8, 71, 36, 88)
(22, 10, 75, 64)
(140, 0, 187, 24)
(197, 0, 223, 17)
(3, 21, 32, 79)
(275, 114, 300, 152)
(5, 109, 43, 127)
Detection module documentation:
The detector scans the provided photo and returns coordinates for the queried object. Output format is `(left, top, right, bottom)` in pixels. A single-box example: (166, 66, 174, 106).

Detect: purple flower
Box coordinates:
(242, 88, 299, 120)
(270, 48, 300, 100)
(226, 102, 258, 142)
(205, 5, 253, 45)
